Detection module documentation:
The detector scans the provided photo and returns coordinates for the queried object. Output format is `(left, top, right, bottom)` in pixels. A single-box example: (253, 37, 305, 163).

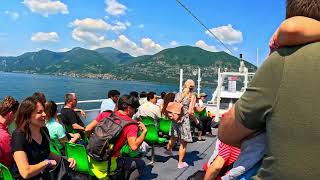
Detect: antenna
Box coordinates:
(256, 48, 259, 67)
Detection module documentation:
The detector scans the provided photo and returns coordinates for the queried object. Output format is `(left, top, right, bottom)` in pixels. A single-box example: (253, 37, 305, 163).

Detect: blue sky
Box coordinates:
(0, 0, 286, 65)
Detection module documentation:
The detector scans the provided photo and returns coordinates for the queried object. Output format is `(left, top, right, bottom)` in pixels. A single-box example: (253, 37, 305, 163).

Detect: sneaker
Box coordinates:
(178, 162, 189, 169)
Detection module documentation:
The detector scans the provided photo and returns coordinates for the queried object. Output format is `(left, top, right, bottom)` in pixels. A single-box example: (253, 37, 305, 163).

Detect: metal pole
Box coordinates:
(215, 68, 221, 122)
(179, 69, 183, 92)
(197, 68, 201, 95)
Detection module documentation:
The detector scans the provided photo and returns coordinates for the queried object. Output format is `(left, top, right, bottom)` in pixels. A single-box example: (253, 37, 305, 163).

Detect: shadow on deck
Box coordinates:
(141, 136, 217, 180)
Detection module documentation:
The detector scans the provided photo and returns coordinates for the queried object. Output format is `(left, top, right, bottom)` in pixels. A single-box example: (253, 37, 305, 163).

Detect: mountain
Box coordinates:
(95, 47, 132, 63)
(0, 46, 256, 85)
(112, 46, 256, 85)
(0, 47, 113, 74)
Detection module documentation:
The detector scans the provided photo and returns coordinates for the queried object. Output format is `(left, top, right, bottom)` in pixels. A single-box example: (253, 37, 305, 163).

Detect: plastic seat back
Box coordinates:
(50, 139, 61, 156)
(120, 143, 140, 158)
(144, 124, 159, 144)
(65, 142, 90, 174)
(141, 116, 155, 125)
(159, 118, 172, 135)
(0, 163, 13, 180)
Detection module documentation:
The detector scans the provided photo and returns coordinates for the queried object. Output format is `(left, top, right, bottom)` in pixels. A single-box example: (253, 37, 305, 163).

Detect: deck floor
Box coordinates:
(141, 136, 217, 180)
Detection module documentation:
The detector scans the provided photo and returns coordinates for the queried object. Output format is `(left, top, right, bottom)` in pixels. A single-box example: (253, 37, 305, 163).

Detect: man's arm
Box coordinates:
(72, 123, 85, 131)
(127, 122, 147, 151)
(218, 106, 254, 147)
(219, 53, 284, 147)
(85, 120, 98, 133)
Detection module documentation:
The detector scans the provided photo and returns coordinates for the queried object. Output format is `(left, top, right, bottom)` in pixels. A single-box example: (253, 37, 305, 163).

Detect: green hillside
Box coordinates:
(0, 46, 256, 85)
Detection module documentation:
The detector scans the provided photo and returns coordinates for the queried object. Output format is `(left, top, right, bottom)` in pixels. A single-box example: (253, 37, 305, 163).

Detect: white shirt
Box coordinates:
(100, 98, 115, 112)
(133, 101, 161, 122)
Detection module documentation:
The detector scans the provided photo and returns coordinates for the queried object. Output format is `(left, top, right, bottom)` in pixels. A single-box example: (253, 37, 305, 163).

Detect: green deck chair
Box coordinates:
(143, 124, 167, 164)
(65, 142, 94, 176)
(140, 116, 155, 125)
(0, 163, 13, 180)
(159, 117, 172, 135)
(120, 143, 140, 158)
(50, 139, 62, 156)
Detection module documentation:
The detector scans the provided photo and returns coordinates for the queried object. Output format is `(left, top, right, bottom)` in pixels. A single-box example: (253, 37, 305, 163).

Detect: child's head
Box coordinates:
(286, 0, 320, 21)
(166, 102, 183, 121)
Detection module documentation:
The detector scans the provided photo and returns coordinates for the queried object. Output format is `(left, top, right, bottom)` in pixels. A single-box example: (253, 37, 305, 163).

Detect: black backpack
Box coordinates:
(87, 111, 137, 162)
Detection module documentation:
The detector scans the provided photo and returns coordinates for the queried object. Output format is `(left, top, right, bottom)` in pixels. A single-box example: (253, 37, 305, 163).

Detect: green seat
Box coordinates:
(50, 139, 62, 156)
(120, 143, 140, 158)
(0, 163, 13, 180)
(159, 117, 172, 135)
(140, 116, 155, 125)
(143, 124, 167, 164)
(65, 142, 94, 176)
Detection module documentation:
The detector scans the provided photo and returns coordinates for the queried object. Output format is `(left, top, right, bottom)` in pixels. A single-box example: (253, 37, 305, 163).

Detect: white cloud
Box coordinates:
(58, 48, 71, 52)
(71, 28, 105, 45)
(70, 18, 129, 33)
(78, 34, 162, 57)
(141, 38, 164, 54)
(195, 40, 218, 52)
(233, 47, 238, 51)
(170, 40, 179, 47)
(105, 0, 127, 16)
(22, 0, 69, 17)
(138, 24, 144, 28)
(31, 32, 59, 42)
(206, 24, 243, 45)
(4, 11, 19, 20)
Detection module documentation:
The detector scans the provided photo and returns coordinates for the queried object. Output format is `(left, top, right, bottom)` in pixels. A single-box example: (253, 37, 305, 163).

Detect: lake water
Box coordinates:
(0, 72, 214, 109)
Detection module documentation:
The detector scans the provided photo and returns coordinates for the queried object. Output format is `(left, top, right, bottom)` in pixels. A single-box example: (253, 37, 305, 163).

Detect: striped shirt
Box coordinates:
(218, 142, 241, 166)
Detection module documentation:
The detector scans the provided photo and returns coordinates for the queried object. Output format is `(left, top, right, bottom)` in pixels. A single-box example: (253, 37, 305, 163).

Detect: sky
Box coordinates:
(0, 0, 286, 66)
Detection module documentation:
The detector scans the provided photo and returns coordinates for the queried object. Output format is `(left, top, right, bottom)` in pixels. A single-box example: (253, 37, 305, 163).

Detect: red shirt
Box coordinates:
(0, 123, 13, 167)
(95, 111, 138, 157)
(218, 142, 240, 166)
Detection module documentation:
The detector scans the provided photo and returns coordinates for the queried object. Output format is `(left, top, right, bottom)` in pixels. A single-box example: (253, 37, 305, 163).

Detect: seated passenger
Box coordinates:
(204, 141, 240, 180)
(194, 93, 212, 140)
(60, 93, 86, 134)
(0, 96, 19, 168)
(100, 90, 120, 112)
(133, 92, 161, 126)
(45, 101, 80, 155)
(86, 95, 147, 180)
(139, 91, 147, 105)
(11, 97, 75, 179)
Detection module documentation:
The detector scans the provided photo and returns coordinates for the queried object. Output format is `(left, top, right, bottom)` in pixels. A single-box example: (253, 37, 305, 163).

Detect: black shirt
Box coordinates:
(11, 127, 50, 165)
(60, 107, 84, 127)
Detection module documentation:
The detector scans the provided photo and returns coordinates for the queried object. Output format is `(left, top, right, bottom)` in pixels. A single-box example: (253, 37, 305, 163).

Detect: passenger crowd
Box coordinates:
(1, 0, 320, 179)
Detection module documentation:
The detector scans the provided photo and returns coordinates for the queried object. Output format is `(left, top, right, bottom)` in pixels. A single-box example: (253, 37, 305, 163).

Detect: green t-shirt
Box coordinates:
(46, 118, 66, 150)
(235, 42, 320, 180)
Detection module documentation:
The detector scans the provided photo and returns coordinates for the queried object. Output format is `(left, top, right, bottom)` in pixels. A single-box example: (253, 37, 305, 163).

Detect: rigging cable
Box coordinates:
(175, 0, 234, 55)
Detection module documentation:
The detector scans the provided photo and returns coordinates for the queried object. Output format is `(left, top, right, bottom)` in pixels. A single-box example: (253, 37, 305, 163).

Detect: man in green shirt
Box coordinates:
(218, 0, 320, 179)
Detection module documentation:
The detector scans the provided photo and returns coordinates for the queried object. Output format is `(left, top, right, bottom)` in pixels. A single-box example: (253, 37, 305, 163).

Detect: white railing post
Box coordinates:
(197, 68, 201, 95)
(179, 69, 183, 93)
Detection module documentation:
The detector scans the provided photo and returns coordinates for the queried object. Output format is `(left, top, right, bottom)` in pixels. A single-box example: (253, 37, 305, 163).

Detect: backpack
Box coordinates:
(87, 111, 137, 162)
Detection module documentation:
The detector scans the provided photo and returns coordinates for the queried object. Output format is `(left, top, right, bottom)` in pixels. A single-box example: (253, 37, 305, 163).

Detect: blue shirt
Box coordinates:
(46, 118, 66, 150)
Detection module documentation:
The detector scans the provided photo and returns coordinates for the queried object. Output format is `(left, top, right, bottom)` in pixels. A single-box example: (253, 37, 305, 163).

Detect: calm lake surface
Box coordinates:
(0, 72, 214, 109)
